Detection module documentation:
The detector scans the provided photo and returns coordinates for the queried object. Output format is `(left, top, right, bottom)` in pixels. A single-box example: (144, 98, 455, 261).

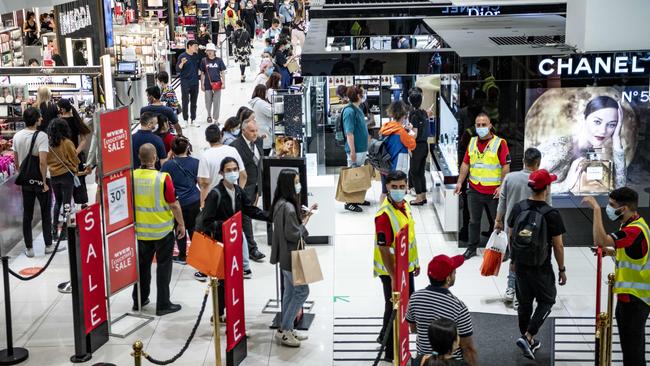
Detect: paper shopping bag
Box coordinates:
(335, 165, 371, 203)
(187, 231, 225, 279)
(291, 240, 324, 285)
(480, 231, 508, 276)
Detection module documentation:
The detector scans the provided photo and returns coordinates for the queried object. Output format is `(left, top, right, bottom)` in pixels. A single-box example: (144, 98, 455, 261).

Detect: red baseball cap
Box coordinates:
(528, 169, 557, 191)
(428, 254, 465, 281)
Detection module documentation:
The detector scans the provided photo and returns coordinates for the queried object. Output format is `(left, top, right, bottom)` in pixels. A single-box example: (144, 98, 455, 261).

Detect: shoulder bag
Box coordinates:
(291, 234, 323, 285)
(50, 144, 88, 203)
(15, 131, 46, 190)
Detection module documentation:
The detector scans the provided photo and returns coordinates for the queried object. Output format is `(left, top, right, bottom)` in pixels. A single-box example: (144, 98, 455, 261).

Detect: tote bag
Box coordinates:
(291, 237, 323, 285)
(15, 131, 45, 190)
(187, 231, 225, 279)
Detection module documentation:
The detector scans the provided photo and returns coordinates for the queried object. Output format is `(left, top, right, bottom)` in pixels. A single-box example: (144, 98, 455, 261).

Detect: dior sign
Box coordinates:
(58, 4, 92, 36)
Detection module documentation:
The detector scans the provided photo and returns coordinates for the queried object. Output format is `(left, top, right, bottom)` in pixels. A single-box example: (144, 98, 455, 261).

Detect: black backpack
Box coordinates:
(334, 105, 351, 147)
(367, 135, 393, 173)
(511, 201, 554, 267)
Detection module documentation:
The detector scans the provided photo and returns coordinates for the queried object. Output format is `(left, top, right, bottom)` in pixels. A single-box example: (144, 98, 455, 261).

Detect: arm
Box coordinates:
(552, 235, 567, 285)
(239, 170, 248, 188)
(199, 177, 211, 208)
(454, 162, 469, 194)
(583, 196, 616, 248)
(495, 176, 508, 231)
(399, 129, 416, 151)
(174, 122, 183, 137)
(169, 200, 186, 238)
(77, 133, 89, 154)
(282, 204, 308, 243)
(200, 190, 225, 236)
(459, 336, 478, 366)
(201, 73, 206, 91)
(38, 151, 49, 192)
(409, 323, 417, 333)
(241, 190, 270, 222)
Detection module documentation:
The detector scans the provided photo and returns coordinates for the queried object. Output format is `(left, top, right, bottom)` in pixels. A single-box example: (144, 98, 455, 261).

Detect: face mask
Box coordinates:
(476, 127, 489, 138)
(361, 94, 367, 103)
(389, 189, 406, 202)
(265, 68, 273, 76)
(606, 204, 623, 221)
(295, 183, 302, 194)
(224, 171, 239, 184)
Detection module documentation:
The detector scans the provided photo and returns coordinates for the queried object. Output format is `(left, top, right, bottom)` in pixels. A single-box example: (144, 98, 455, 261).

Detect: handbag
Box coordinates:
(205, 60, 223, 91)
(286, 57, 300, 73)
(291, 236, 323, 285)
(480, 231, 508, 276)
(15, 131, 46, 190)
(187, 231, 225, 279)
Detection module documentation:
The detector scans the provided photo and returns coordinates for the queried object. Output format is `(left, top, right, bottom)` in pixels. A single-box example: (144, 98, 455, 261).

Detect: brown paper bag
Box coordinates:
(335, 165, 371, 203)
(291, 239, 324, 285)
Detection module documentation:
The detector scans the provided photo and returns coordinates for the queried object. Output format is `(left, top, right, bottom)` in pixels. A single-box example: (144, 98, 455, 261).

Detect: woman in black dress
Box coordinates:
(23, 12, 38, 45)
(241, 0, 257, 40)
(232, 20, 252, 82)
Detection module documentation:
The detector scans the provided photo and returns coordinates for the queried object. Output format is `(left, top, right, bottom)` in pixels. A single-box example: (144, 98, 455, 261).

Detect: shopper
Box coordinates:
(265, 71, 282, 100)
(222, 117, 242, 146)
(196, 24, 212, 61)
(132, 112, 167, 169)
(248, 84, 273, 155)
(264, 18, 282, 45)
(583, 188, 650, 366)
(291, 17, 306, 49)
(278, 0, 295, 26)
(494, 147, 548, 310)
(156, 71, 181, 114)
(47, 118, 80, 242)
(508, 169, 566, 360)
(13, 107, 52, 257)
(341, 85, 370, 212)
(270, 168, 317, 347)
(241, 1, 257, 40)
(232, 20, 252, 82)
(23, 12, 38, 45)
(40, 13, 54, 33)
(161, 137, 200, 265)
(35, 86, 58, 133)
(154, 115, 175, 155)
(378, 101, 416, 201)
(176, 40, 201, 127)
(454, 113, 510, 260)
(231, 119, 266, 262)
(260, 0, 276, 30)
(412, 318, 470, 366)
(373, 170, 419, 362)
(197, 124, 246, 206)
(132, 144, 185, 316)
(407, 255, 477, 365)
(200, 43, 226, 125)
(223, 0, 239, 56)
(254, 57, 274, 86)
(141, 86, 183, 136)
(57, 99, 90, 156)
(272, 39, 296, 89)
(407, 90, 429, 206)
(196, 157, 268, 299)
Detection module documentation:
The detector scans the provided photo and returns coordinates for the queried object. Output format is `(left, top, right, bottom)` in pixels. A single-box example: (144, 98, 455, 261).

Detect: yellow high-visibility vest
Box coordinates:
(373, 199, 419, 277)
(133, 169, 174, 241)
(481, 74, 500, 121)
(614, 216, 650, 305)
(468, 135, 503, 187)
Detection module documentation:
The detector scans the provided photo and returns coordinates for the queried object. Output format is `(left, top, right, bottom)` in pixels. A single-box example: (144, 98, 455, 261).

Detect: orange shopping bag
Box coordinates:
(480, 231, 508, 276)
(187, 231, 225, 279)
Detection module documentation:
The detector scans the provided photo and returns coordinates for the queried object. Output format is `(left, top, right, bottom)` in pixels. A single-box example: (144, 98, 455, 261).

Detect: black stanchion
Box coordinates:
(0, 256, 29, 365)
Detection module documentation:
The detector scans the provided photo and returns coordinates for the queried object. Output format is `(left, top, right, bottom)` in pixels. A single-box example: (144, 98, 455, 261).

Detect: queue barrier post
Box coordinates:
(604, 273, 615, 366)
(595, 312, 609, 366)
(392, 292, 400, 366)
(210, 278, 223, 366)
(132, 340, 143, 366)
(0, 256, 29, 365)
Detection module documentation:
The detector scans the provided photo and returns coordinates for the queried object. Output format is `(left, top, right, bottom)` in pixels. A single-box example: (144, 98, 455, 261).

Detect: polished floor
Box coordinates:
(0, 39, 622, 366)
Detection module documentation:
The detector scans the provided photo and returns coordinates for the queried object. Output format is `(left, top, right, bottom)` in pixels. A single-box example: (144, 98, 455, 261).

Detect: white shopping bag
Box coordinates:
(480, 231, 509, 276)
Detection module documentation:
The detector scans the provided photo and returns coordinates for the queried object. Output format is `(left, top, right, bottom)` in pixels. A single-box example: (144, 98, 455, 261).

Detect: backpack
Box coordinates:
(334, 105, 351, 147)
(367, 135, 393, 173)
(511, 201, 554, 267)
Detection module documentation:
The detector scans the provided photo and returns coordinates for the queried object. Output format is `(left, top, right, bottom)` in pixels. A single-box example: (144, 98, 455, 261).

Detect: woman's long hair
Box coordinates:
(57, 98, 91, 135)
(424, 318, 458, 366)
(266, 72, 281, 90)
(35, 86, 52, 108)
(271, 169, 301, 222)
(223, 117, 241, 133)
(251, 84, 269, 103)
(236, 106, 254, 123)
(48, 118, 71, 147)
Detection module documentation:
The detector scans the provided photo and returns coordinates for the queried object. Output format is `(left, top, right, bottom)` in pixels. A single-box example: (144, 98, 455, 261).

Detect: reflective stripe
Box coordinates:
(154, 172, 164, 210)
(469, 175, 501, 183)
(135, 206, 171, 213)
(618, 260, 650, 272)
(137, 230, 173, 239)
(489, 137, 502, 153)
(615, 281, 650, 291)
(470, 163, 502, 170)
(381, 206, 401, 235)
(135, 219, 175, 229)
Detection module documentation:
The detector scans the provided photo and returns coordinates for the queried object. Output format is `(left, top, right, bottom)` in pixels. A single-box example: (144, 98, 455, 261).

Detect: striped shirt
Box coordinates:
(406, 286, 473, 359)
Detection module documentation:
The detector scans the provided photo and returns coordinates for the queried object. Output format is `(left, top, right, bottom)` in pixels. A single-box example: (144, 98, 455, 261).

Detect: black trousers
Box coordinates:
(516, 265, 556, 336)
(616, 294, 650, 366)
(467, 188, 497, 251)
(379, 273, 415, 359)
(239, 64, 247, 76)
(21, 185, 52, 248)
(51, 174, 74, 228)
(242, 214, 259, 253)
(180, 83, 199, 121)
(132, 232, 175, 310)
(408, 142, 428, 195)
(175, 201, 200, 260)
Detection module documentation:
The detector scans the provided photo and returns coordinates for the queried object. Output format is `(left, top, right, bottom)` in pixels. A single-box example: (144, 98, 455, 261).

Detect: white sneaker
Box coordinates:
(505, 287, 515, 303)
(275, 330, 284, 343)
(44, 245, 54, 254)
(291, 329, 308, 341)
(24, 248, 34, 258)
(280, 330, 301, 347)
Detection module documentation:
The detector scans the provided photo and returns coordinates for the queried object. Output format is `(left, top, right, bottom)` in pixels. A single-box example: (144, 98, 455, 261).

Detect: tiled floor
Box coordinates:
(0, 39, 615, 365)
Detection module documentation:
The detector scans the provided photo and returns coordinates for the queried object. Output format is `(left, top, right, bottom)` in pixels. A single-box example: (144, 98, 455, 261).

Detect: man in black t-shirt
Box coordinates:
(507, 169, 566, 361)
(141, 86, 183, 136)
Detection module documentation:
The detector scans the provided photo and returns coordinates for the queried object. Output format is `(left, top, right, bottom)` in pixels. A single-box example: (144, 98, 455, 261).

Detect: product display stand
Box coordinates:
(0, 256, 29, 365)
(263, 264, 315, 331)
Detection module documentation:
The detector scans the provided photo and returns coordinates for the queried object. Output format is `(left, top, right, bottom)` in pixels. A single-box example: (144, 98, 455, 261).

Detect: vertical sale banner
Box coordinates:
(77, 204, 108, 334)
(394, 225, 411, 366)
(106, 225, 138, 295)
(99, 107, 131, 175)
(101, 169, 134, 234)
(223, 212, 246, 352)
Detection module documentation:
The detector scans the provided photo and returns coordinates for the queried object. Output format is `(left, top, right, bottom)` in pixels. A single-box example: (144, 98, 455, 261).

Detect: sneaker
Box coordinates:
(530, 339, 541, 354)
(207, 117, 213, 124)
(243, 269, 252, 279)
(280, 330, 301, 347)
(344, 203, 362, 213)
(249, 248, 265, 262)
(516, 337, 535, 360)
(24, 248, 35, 258)
(504, 287, 515, 303)
(291, 329, 308, 341)
(194, 271, 208, 282)
(57, 281, 72, 294)
(275, 330, 284, 343)
(44, 245, 55, 254)
(173, 256, 187, 265)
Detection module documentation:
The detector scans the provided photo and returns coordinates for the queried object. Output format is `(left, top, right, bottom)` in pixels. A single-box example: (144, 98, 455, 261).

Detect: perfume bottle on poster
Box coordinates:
(574, 148, 613, 195)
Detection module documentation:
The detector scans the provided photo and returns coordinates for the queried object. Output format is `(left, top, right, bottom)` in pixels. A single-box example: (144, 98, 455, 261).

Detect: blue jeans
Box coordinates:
(281, 269, 310, 331)
(508, 264, 516, 289)
(242, 236, 250, 272)
(346, 151, 367, 167)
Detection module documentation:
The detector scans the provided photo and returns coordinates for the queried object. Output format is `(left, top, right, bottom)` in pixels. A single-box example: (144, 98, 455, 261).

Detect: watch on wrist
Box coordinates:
(559, 267, 566, 273)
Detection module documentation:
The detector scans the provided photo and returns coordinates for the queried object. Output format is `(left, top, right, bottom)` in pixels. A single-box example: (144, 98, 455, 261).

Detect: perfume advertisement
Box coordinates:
(524, 86, 650, 195)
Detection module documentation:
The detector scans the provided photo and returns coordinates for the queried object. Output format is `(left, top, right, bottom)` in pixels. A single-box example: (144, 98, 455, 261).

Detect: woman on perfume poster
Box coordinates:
(524, 86, 645, 195)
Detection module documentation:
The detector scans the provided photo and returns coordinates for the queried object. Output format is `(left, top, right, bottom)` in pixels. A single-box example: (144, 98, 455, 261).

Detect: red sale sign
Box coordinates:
(395, 225, 411, 366)
(77, 204, 108, 334)
(106, 225, 138, 295)
(99, 107, 131, 175)
(101, 169, 134, 234)
(223, 212, 246, 352)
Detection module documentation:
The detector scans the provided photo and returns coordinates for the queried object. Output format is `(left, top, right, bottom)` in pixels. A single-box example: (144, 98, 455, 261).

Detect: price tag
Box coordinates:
(107, 177, 128, 225)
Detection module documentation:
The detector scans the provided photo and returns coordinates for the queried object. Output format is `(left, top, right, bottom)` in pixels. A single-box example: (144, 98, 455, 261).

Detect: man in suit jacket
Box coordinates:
(231, 119, 266, 262)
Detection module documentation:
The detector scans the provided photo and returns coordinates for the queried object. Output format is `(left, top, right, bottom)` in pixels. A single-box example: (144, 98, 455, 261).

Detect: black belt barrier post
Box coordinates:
(0, 256, 29, 365)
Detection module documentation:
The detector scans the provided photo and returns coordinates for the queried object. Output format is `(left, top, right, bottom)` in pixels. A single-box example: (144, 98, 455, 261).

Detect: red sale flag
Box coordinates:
(395, 225, 411, 366)
(223, 212, 246, 352)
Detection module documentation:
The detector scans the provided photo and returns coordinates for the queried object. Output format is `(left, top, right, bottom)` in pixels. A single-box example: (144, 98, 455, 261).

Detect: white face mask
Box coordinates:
(224, 171, 239, 184)
(295, 183, 302, 194)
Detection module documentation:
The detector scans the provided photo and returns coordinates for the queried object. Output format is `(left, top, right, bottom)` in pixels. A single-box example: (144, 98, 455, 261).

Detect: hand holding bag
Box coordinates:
(291, 237, 323, 285)
(480, 231, 508, 276)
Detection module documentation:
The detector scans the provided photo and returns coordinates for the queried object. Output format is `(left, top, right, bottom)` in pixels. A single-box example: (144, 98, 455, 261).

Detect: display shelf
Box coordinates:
(113, 21, 170, 74)
(0, 27, 23, 67)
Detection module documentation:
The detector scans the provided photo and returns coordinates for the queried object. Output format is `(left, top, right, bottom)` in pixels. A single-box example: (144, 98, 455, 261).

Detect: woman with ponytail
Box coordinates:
(413, 318, 469, 366)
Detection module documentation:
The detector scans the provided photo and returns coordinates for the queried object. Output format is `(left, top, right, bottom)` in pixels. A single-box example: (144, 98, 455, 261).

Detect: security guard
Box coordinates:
(132, 143, 186, 316)
(583, 188, 650, 366)
(374, 170, 419, 363)
(455, 113, 510, 259)
(477, 58, 500, 123)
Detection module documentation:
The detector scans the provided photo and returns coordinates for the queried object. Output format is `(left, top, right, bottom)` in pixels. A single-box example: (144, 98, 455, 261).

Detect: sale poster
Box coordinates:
(106, 225, 138, 295)
(99, 107, 131, 175)
(223, 212, 246, 352)
(76, 204, 108, 334)
(395, 225, 411, 366)
(102, 169, 133, 234)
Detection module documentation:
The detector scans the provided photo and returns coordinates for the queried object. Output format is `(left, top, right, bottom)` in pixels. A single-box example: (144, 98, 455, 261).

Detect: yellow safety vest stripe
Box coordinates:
(468, 136, 503, 187)
(373, 200, 419, 277)
(614, 217, 650, 305)
(134, 169, 174, 241)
